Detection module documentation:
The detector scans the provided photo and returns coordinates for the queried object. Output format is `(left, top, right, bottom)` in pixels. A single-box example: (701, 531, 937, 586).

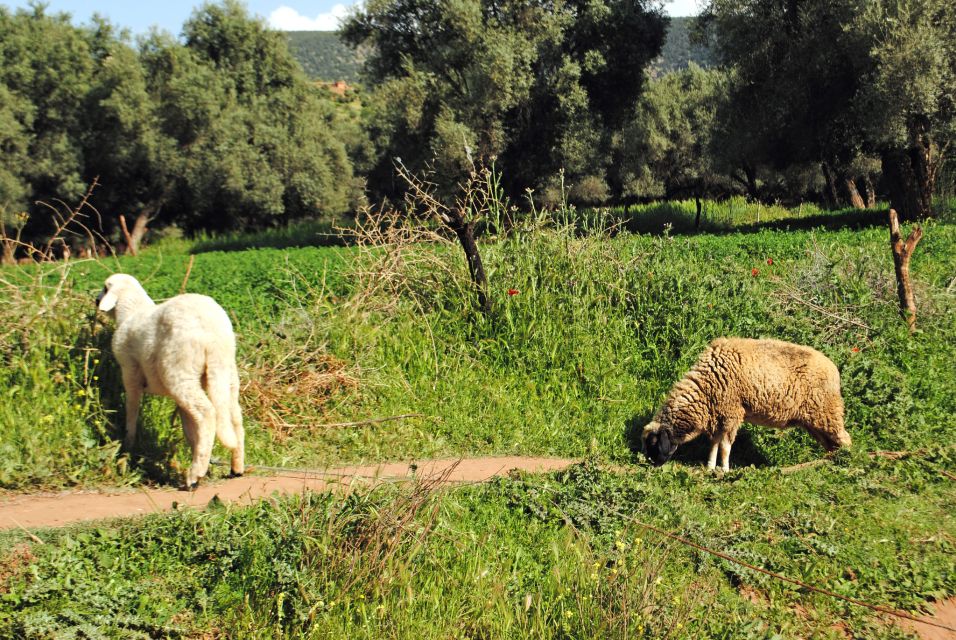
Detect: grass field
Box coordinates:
(0, 200, 954, 638)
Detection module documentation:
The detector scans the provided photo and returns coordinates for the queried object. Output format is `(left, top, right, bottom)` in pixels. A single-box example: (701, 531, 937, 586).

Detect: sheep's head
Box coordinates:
(96, 274, 149, 316)
(642, 421, 678, 466)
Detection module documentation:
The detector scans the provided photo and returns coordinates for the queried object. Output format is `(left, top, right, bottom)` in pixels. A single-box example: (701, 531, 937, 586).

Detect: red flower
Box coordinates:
(751, 268, 759, 277)
(851, 347, 860, 353)
(766, 258, 774, 265)
(507, 288, 520, 296)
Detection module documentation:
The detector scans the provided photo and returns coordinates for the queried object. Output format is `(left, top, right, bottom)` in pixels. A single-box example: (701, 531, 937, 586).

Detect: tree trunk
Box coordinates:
(860, 175, 877, 209)
(888, 208, 923, 333)
(695, 197, 702, 228)
(881, 119, 935, 221)
(821, 162, 840, 209)
(743, 163, 759, 201)
(844, 176, 865, 209)
(448, 216, 491, 313)
(1, 240, 15, 266)
(118, 210, 152, 256)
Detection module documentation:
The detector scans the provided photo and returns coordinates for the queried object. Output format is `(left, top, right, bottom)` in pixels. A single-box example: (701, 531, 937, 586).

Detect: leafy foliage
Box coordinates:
(702, 0, 956, 216)
(0, 2, 359, 250)
(341, 0, 667, 201)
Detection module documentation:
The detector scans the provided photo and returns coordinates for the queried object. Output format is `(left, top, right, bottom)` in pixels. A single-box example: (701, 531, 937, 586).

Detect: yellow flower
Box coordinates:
(77, 389, 86, 396)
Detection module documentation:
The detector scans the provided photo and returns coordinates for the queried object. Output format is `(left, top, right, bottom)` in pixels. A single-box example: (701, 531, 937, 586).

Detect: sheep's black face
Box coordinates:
(642, 427, 677, 466)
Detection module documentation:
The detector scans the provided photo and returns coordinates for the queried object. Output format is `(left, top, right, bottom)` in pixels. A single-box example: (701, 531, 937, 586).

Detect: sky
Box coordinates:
(1, 1, 702, 35)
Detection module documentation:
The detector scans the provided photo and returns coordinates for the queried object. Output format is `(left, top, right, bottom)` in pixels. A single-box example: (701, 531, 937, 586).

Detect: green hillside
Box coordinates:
(284, 31, 369, 83)
(285, 17, 713, 82)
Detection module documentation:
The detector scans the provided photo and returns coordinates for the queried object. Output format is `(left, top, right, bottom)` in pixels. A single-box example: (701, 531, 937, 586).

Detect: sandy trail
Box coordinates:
(0, 456, 576, 532)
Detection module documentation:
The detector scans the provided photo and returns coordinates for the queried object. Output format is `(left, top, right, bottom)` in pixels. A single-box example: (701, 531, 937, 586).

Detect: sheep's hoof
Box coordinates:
(181, 481, 200, 492)
(227, 471, 243, 479)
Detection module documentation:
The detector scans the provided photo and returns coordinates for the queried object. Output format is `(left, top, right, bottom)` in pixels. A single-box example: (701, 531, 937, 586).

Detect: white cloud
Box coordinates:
(269, 4, 351, 31)
(665, 0, 702, 16)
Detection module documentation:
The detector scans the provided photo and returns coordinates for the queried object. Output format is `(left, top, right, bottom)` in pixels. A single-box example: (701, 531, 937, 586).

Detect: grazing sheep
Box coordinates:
(96, 274, 244, 488)
(642, 337, 850, 471)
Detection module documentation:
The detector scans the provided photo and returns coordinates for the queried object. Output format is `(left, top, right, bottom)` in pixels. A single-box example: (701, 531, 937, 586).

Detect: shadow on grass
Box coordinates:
(612, 202, 887, 237)
(624, 412, 771, 469)
(191, 218, 352, 254)
(77, 321, 184, 487)
(190, 203, 895, 254)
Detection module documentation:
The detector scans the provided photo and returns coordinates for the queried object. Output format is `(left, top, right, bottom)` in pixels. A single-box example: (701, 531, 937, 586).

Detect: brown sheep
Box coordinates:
(642, 337, 851, 471)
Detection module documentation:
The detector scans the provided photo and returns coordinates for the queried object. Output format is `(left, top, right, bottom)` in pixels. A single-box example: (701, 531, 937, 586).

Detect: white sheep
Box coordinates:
(97, 274, 244, 488)
(642, 337, 851, 471)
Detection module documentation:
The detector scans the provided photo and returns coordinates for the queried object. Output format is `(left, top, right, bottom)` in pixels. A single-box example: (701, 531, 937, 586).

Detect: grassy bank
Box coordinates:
(0, 202, 954, 490)
(0, 199, 954, 637)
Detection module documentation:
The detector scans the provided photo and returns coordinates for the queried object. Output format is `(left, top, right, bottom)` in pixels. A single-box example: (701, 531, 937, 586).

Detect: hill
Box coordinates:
(284, 31, 368, 83)
(284, 17, 714, 82)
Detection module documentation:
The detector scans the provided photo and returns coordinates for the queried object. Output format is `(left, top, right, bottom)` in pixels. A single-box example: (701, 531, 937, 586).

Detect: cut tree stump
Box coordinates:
(888, 208, 923, 333)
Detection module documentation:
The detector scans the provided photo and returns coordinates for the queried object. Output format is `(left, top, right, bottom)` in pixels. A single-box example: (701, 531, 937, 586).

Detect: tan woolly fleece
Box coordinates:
(642, 337, 851, 471)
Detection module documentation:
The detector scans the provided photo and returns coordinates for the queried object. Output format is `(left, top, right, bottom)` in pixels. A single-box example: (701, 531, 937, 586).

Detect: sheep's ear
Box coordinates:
(98, 290, 118, 312)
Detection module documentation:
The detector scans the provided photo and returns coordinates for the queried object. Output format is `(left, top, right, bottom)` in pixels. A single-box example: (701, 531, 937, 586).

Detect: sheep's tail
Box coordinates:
(205, 355, 239, 450)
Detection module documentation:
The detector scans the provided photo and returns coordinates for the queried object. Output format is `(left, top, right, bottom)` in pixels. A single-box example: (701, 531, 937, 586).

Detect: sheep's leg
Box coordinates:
(707, 438, 720, 470)
(717, 413, 743, 473)
(121, 370, 145, 450)
(168, 380, 216, 489)
(719, 436, 733, 472)
(228, 371, 244, 477)
(187, 414, 215, 489)
(179, 407, 198, 449)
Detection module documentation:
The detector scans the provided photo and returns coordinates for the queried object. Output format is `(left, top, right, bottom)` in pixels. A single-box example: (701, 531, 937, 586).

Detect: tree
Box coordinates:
(701, 0, 871, 205)
(702, 0, 956, 217)
(0, 4, 94, 241)
(139, 1, 358, 232)
(615, 64, 729, 202)
(342, 0, 667, 203)
(81, 17, 172, 250)
(854, 0, 956, 220)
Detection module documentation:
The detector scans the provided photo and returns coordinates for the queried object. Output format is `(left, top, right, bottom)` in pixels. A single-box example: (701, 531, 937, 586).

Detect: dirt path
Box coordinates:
(899, 598, 956, 640)
(0, 456, 577, 532)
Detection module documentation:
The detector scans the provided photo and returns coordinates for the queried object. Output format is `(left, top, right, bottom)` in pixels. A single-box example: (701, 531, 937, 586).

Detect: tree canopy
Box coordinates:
(342, 0, 668, 203)
(701, 0, 956, 218)
(0, 0, 358, 250)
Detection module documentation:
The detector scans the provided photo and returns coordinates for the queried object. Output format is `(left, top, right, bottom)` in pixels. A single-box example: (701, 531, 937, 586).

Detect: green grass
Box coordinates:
(0, 199, 953, 636)
(1, 454, 952, 638)
(1, 202, 954, 489)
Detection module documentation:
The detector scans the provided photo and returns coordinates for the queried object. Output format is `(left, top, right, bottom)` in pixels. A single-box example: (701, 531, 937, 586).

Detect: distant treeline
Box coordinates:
(285, 17, 714, 83)
(1, 0, 953, 257)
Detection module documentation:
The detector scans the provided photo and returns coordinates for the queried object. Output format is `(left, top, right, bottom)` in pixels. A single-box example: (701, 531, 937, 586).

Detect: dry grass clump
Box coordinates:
(241, 346, 359, 441)
(345, 208, 468, 315)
